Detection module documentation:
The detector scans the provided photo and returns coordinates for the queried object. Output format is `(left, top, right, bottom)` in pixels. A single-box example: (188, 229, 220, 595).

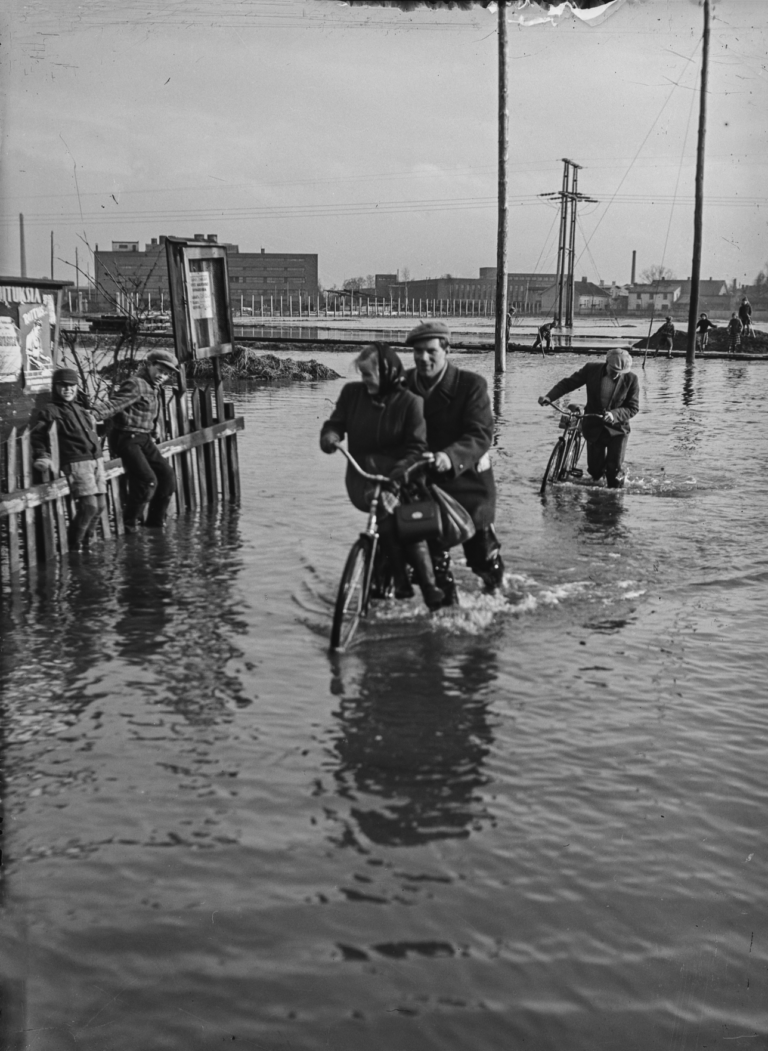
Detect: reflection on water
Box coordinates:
(2, 355, 768, 1050)
(329, 640, 496, 847)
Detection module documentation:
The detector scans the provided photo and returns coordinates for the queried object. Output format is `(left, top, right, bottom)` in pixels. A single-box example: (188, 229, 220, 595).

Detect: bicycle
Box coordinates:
(539, 402, 589, 495)
(330, 446, 435, 652)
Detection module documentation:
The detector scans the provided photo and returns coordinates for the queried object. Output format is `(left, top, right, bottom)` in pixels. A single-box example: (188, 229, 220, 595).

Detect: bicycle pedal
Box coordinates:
(569, 468, 584, 478)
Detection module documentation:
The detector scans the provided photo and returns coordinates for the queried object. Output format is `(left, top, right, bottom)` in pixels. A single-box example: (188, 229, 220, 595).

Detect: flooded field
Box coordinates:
(2, 351, 767, 1050)
(233, 315, 646, 348)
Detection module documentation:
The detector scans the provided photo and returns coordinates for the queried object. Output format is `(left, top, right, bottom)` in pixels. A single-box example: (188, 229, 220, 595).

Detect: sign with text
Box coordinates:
(165, 239, 234, 362)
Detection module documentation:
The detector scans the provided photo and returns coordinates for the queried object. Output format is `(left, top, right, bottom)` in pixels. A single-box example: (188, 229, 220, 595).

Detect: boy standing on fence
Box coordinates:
(95, 349, 179, 532)
(32, 367, 107, 551)
(727, 313, 743, 355)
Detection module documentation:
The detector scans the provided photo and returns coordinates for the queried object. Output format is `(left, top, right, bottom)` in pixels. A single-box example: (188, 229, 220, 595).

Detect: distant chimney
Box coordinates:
(631, 250, 636, 285)
(261, 248, 265, 254)
(151, 238, 157, 245)
(581, 276, 587, 283)
(194, 233, 204, 241)
(207, 234, 217, 243)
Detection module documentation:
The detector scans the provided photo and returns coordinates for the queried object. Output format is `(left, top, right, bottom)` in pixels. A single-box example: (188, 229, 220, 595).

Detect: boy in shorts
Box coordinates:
(32, 367, 107, 550)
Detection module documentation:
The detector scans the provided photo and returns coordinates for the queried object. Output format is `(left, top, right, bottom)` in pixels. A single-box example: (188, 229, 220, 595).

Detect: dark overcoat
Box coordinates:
(321, 382, 427, 512)
(404, 362, 496, 528)
(545, 362, 640, 442)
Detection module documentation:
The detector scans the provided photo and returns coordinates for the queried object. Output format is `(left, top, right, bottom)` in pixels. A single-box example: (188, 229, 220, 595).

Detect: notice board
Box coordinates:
(165, 239, 234, 363)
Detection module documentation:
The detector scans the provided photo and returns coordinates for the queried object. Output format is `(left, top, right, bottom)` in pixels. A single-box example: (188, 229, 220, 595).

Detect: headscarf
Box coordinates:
(370, 342, 405, 399)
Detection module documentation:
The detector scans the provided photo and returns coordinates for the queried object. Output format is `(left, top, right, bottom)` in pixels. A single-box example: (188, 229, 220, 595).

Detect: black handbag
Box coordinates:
(395, 499, 443, 544)
(430, 485, 476, 547)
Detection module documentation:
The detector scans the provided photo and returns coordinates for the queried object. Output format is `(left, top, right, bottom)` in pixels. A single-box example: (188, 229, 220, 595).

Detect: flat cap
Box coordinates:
(52, 367, 79, 385)
(606, 347, 633, 374)
(146, 349, 180, 372)
(405, 320, 452, 346)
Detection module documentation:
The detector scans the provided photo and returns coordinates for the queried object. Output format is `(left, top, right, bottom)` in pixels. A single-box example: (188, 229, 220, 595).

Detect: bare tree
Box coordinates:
(400, 267, 411, 284)
(640, 264, 675, 284)
(59, 237, 164, 403)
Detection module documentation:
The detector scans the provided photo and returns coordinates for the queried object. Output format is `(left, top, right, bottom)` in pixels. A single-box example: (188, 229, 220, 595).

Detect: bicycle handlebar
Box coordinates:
(334, 445, 435, 484)
(541, 401, 606, 421)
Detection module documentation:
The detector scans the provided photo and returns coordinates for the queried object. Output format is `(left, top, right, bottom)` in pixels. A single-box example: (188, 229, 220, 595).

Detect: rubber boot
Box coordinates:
(406, 542, 445, 611)
(144, 495, 174, 529)
(479, 551, 505, 592)
(123, 499, 149, 534)
(379, 526, 414, 599)
(431, 548, 458, 607)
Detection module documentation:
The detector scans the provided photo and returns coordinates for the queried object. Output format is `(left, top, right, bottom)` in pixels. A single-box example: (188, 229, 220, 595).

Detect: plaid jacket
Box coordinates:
(96, 370, 160, 434)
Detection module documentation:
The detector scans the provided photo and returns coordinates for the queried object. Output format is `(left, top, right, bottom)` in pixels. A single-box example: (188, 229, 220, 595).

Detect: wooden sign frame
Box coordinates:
(165, 238, 235, 362)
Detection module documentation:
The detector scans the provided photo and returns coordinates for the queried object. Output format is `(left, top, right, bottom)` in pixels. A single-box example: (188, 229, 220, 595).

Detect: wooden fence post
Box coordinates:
(224, 403, 241, 501)
(212, 357, 229, 502)
(20, 429, 38, 566)
(198, 387, 218, 503)
(190, 388, 209, 505)
(49, 422, 70, 553)
(4, 428, 21, 573)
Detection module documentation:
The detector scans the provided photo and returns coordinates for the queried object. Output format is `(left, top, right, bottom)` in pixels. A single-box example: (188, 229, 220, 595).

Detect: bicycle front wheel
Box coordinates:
(562, 433, 584, 478)
(540, 441, 565, 495)
(331, 537, 374, 651)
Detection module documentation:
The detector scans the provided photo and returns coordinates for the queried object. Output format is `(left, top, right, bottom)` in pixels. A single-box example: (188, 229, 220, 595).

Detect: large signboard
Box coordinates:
(0, 316, 22, 384)
(19, 300, 54, 390)
(165, 239, 234, 363)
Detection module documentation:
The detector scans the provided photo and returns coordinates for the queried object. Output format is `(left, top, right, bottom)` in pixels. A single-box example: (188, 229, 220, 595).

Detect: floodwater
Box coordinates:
(233, 315, 643, 348)
(2, 351, 767, 1050)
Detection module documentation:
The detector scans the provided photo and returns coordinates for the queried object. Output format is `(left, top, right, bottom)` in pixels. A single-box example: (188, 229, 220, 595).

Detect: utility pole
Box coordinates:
(51, 231, 55, 279)
(541, 160, 596, 328)
(686, 0, 710, 364)
(19, 214, 27, 277)
(553, 161, 570, 327)
(494, 0, 509, 374)
(565, 163, 581, 327)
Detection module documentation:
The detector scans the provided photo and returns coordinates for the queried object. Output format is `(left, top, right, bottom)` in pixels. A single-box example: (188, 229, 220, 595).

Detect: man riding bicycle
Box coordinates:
(538, 347, 639, 489)
(404, 320, 504, 604)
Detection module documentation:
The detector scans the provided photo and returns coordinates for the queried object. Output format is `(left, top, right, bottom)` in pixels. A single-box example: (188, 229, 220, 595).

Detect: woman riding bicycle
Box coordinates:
(320, 343, 444, 610)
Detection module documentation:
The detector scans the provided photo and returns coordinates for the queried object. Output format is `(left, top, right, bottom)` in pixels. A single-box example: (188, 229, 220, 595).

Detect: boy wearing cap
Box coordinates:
(695, 313, 717, 353)
(654, 317, 676, 358)
(31, 367, 107, 550)
(538, 347, 640, 489)
(404, 320, 504, 602)
(95, 349, 179, 531)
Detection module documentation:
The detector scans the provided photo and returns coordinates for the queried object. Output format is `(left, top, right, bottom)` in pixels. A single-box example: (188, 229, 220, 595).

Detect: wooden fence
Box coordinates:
(0, 383, 243, 582)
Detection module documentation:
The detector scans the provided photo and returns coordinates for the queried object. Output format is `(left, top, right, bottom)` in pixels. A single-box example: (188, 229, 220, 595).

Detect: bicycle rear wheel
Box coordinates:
(540, 441, 565, 495)
(331, 536, 374, 651)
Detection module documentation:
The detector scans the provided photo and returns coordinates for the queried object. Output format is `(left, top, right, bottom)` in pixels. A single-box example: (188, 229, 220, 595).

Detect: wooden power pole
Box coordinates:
(686, 0, 710, 364)
(494, 0, 509, 374)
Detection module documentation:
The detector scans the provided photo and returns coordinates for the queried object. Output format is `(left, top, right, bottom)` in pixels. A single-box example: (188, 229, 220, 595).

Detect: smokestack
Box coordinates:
(19, 214, 27, 277)
(631, 250, 636, 285)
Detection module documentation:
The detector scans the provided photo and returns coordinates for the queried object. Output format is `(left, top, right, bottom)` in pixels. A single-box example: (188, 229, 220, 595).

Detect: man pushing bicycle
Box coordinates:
(538, 347, 639, 489)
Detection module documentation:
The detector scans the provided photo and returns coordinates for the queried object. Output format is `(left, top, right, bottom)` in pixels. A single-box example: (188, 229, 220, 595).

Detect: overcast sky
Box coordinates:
(2, 0, 766, 290)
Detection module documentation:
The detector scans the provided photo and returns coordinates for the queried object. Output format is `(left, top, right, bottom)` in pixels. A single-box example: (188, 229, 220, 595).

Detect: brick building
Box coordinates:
(381, 269, 558, 312)
(92, 235, 318, 311)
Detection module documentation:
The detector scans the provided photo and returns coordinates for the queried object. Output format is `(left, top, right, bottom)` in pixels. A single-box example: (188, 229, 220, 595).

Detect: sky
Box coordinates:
(1, 0, 767, 291)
